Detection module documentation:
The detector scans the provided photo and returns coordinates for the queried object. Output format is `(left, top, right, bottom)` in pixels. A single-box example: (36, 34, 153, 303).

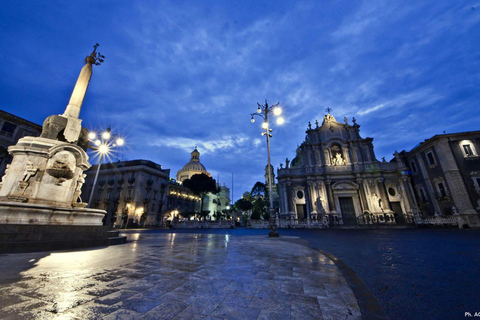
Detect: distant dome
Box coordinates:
(181, 161, 208, 172)
(176, 147, 211, 182)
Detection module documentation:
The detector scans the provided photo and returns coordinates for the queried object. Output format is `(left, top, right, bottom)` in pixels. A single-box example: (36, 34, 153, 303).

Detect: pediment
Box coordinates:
(332, 181, 359, 190)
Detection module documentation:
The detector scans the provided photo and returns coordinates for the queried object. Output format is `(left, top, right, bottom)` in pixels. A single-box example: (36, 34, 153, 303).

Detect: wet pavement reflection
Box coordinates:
(0, 233, 361, 319)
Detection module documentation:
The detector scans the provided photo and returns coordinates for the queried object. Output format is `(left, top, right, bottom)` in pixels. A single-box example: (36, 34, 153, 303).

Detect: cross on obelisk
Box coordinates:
(325, 107, 333, 114)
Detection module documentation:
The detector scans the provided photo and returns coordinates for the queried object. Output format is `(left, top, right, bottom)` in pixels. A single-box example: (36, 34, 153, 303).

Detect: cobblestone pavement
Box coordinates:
(0, 233, 361, 319)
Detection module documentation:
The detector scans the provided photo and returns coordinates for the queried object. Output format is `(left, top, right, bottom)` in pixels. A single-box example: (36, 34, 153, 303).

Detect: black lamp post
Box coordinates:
(250, 100, 284, 237)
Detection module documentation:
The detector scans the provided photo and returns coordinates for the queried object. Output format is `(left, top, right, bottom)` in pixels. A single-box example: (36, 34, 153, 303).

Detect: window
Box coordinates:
(410, 161, 417, 173)
(459, 140, 477, 158)
(463, 144, 473, 156)
(426, 152, 435, 166)
(296, 190, 304, 199)
(0, 122, 17, 138)
(438, 183, 446, 197)
(388, 188, 396, 197)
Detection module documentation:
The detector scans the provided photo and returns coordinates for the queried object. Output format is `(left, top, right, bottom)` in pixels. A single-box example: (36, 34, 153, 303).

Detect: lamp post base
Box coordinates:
(268, 209, 279, 237)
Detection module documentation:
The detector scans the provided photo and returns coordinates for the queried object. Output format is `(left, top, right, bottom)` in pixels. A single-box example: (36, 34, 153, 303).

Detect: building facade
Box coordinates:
(277, 113, 416, 226)
(176, 147, 230, 220)
(164, 180, 202, 223)
(203, 183, 231, 219)
(400, 131, 480, 227)
(83, 160, 172, 227)
(0, 110, 42, 177)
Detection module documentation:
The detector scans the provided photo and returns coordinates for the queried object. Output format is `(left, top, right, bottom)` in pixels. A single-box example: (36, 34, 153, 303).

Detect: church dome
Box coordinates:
(176, 147, 211, 182)
(181, 161, 208, 172)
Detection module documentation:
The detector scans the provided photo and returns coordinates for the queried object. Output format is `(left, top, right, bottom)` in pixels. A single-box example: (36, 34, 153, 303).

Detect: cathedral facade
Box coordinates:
(276, 112, 416, 226)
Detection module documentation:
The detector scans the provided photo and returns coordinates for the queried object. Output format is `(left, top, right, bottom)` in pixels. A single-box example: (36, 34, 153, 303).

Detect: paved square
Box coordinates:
(0, 233, 361, 319)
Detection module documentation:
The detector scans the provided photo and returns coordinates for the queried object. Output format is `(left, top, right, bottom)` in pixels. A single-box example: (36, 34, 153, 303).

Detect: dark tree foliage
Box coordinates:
(235, 198, 253, 213)
(250, 181, 266, 198)
(183, 173, 218, 220)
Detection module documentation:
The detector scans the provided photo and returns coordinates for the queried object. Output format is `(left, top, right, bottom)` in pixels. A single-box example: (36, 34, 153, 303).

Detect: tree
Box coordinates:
(235, 197, 253, 213)
(249, 181, 268, 220)
(183, 173, 219, 220)
(250, 181, 266, 198)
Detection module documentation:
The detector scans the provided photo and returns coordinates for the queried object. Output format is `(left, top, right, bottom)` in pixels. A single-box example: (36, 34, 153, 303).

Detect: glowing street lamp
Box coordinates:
(87, 127, 125, 208)
(250, 100, 284, 237)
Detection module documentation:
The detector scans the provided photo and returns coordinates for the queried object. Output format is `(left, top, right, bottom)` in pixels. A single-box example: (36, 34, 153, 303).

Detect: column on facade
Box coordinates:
(399, 176, 413, 213)
(325, 180, 335, 212)
(376, 177, 391, 211)
(323, 145, 331, 166)
(313, 146, 321, 166)
(405, 177, 419, 213)
(356, 178, 368, 212)
(343, 145, 352, 165)
(308, 181, 317, 214)
(415, 153, 442, 214)
(317, 180, 329, 213)
(348, 142, 356, 163)
(304, 184, 311, 222)
(306, 147, 313, 167)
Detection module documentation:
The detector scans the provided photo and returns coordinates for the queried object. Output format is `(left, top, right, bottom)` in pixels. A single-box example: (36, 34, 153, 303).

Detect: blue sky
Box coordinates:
(1, 1, 479, 201)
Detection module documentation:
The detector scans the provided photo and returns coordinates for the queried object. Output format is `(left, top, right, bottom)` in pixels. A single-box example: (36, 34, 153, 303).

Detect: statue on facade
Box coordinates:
(21, 161, 38, 183)
(332, 153, 345, 166)
(344, 117, 348, 125)
(285, 158, 290, 168)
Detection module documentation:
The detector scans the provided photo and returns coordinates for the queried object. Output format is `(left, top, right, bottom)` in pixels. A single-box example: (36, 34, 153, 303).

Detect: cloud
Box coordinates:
(148, 134, 248, 154)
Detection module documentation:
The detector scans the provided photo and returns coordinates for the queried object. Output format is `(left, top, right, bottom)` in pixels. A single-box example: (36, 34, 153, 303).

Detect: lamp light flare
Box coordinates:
(273, 107, 282, 116)
(94, 139, 101, 146)
(88, 132, 96, 140)
(277, 117, 285, 125)
(257, 107, 261, 114)
(262, 122, 269, 129)
(98, 144, 109, 154)
(116, 138, 125, 146)
(102, 131, 111, 140)
(250, 117, 255, 123)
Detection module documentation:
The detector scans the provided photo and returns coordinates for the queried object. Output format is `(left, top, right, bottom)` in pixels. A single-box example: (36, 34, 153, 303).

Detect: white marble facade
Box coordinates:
(277, 113, 417, 226)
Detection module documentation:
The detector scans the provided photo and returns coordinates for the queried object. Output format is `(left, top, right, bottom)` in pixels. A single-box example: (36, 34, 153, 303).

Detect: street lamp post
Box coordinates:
(87, 127, 124, 210)
(251, 100, 284, 237)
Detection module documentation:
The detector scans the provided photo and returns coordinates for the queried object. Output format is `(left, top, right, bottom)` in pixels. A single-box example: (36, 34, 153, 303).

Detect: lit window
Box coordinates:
(459, 140, 477, 158)
(463, 144, 473, 156)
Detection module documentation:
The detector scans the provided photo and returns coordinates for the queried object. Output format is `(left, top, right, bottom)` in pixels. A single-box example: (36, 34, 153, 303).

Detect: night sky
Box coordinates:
(1, 1, 479, 201)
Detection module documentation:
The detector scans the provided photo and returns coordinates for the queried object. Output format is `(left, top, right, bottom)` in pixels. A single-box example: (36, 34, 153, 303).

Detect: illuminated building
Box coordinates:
(277, 112, 416, 226)
(83, 160, 171, 227)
